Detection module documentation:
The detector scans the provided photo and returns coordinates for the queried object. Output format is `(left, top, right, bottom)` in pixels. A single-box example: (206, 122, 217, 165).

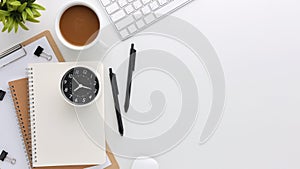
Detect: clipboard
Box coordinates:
(0, 31, 64, 69)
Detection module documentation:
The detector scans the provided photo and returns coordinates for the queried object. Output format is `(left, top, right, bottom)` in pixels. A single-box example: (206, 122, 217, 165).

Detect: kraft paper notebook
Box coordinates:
(25, 62, 106, 167)
(8, 78, 119, 169)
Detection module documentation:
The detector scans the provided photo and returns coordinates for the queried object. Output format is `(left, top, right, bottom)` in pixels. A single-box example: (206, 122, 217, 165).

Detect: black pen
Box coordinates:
(124, 44, 136, 112)
(109, 68, 124, 136)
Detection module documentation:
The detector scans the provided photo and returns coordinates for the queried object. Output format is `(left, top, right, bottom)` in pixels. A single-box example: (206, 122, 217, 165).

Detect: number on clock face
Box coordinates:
(61, 67, 100, 105)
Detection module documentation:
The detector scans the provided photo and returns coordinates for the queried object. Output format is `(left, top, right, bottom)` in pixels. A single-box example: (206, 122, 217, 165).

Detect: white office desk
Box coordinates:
(1, 0, 300, 168)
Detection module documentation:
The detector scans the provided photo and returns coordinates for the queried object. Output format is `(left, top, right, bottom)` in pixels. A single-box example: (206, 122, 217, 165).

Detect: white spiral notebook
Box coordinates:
(27, 62, 106, 167)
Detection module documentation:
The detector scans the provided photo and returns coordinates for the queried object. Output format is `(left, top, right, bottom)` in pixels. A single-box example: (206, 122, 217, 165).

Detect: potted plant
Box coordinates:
(0, 0, 45, 33)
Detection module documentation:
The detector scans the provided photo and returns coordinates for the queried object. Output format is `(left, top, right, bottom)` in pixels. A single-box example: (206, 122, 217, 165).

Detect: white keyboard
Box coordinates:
(99, 0, 193, 39)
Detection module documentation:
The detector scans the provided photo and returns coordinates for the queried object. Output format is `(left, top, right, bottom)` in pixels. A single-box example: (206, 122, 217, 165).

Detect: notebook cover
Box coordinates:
(9, 78, 119, 169)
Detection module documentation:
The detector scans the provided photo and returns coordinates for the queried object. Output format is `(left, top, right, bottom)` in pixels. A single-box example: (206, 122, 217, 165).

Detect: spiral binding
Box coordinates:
(9, 86, 31, 169)
(27, 67, 37, 165)
(26, 77, 33, 167)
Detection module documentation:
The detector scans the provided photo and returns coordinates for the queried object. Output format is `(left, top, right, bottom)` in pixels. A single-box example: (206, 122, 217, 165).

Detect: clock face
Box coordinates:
(61, 67, 100, 105)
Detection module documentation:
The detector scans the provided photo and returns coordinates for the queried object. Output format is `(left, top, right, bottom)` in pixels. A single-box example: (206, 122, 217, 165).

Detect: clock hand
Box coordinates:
(81, 85, 92, 90)
(72, 77, 81, 85)
(74, 85, 81, 92)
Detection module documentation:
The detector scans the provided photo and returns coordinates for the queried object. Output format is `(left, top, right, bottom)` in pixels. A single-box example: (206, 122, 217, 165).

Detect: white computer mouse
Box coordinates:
(131, 157, 159, 169)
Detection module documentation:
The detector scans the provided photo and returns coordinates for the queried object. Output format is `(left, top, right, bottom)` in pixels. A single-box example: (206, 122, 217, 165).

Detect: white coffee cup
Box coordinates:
(55, 1, 101, 50)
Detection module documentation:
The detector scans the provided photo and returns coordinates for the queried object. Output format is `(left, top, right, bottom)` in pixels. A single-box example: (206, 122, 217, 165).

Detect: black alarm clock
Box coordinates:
(61, 66, 100, 106)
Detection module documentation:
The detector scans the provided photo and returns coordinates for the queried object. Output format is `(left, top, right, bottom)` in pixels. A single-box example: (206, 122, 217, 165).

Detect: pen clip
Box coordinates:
(129, 44, 136, 71)
(130, 53, 136, 71)
(109, 68, 119, 95)
(113, 75, 119, 95)
(130, 44, 135, 54)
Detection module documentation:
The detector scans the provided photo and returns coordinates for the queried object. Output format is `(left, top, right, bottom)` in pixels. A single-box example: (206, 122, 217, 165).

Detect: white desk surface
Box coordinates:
(1, 0, 300, 169)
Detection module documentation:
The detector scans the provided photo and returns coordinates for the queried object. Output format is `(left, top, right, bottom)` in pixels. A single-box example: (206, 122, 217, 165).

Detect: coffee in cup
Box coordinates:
(55, 2, 101, 50)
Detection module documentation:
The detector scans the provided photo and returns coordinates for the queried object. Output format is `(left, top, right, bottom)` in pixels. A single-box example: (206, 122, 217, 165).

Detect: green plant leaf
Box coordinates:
(2, 26, 7, 32)
(9, 1, 21, 6)
(7, 5, 14, 11)
(0, 10, 10, 16)
(1, 0, 6, 7)
(14, 20, 18, 33)
(22, 10, 27, 21)
(26, 16, 39, 23)
(18, 2, 27, 12)
(19, 22, 28, 30)
(32, 8, 40, 17)
(27, 0, 36, 4)
(25, 7, 33, 18)
(2, 17, 12, 32)
(8, 19, 14, 33)
(1, 19, 7, 32)
(31, 3, 45, 10)
(1, 16, 6, 24)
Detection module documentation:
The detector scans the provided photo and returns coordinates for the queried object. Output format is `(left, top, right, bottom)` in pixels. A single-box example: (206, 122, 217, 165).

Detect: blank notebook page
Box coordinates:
(28, 62, 105, 167)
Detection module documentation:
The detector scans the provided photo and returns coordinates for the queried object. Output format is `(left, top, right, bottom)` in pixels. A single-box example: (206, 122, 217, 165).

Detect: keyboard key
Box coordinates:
(144, 13, 155, 24)
(128, 24, 138, 33)
(115, 15, 135, 30)
(120, 29, 129, 38)
(101, 0, 111, 7)
(136, 19, 145, 28)
(133, 0, 142, 9)
(141, 5, 151, 15)
(157, 0, 168, 5)
(125, 5, 134, 14)
(141, 0, 151, 4)
(111, 10, 126, 22)
(133, 10, 142, 19)
(149, 1, 159, 10)
(155, 0, 189, 18)
(106, 2, 119, 14)
(118, 0, 128, 7)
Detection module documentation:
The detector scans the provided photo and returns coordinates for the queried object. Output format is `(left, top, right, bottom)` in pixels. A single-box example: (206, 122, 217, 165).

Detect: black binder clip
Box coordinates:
(34, 46, 52, 61)
(0, 90, 6, 101)
(0, 150, 16, 165)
